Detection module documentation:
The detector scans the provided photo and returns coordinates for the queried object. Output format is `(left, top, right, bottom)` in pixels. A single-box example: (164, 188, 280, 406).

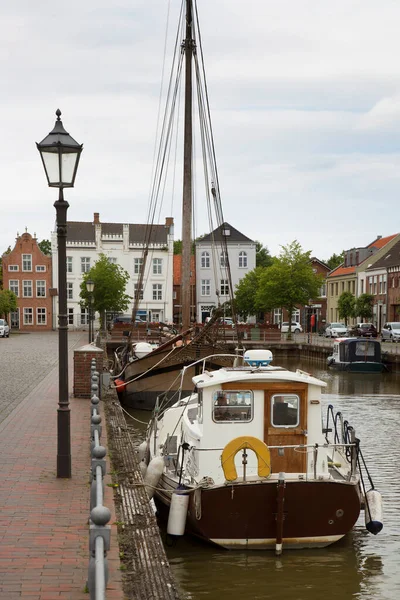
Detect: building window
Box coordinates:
(9, 280, 19, 296)
(134, 283, 144, 300)
(108, 257, 117, 264)
(36, 265, 46, 272)
(81, 257, 91, 273)
(8, 265, 18, 271)
(238, 251, 247, 268)
(68, 308, 74, 325)
(220, 252, 228, 267)
(153, 258, 162, 275)
(67, 282, 73, 300)
(22, 254, 32, 271)
(201, 279, 211, 296)
(319, 283, 326, 297)
(201, 251, 210, 268)
(37, 308, 47, 325)
(220, 279, 229, 296)
(36, 280, 46, 298)
(134, 258, 143, 274)
(81, 308, 89, 325)
(273, 309, 281, 325)
(23, 280, 33, 297)
(383, 274, 387, 294)
(23, 307, 33, 325)
(152, 284, 162, 301)
(66, 257, 73, 273)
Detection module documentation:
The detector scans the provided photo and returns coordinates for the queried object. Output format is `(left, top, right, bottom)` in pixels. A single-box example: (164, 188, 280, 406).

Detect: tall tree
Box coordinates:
(0, 289, 17, 319)
(354, 293, 374, 322)
(256, 241, 323, 338)
(325, 252, 344, 271)
(79, 254, 131, 329)
(337, 291, 355, 325)
(235, 267, 264, 319)
(38, 239, 51, 256)
(255, 241, 273, 268)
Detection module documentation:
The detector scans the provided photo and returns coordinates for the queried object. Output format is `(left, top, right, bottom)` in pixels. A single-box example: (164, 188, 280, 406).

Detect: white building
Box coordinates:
(51, 212, 174, 328)
(195, 222, 256, 323)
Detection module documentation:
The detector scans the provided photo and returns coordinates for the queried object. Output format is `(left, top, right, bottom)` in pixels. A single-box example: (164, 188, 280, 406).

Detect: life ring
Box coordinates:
(221, 436, 271, 481)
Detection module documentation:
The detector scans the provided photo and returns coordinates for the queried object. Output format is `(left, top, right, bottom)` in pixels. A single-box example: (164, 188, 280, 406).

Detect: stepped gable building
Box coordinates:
(51, 212, 174, 329)
(195, 222, 255, 323)
(2, 231, 53, 331)
(364, 237, 400, 326)
(326, 233, 399, 327)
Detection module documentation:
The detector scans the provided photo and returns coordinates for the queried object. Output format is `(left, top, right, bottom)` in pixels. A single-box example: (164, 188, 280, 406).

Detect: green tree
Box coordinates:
(337, 291, 356, 325)
(354, 293, 374, 322)
(0, 289, 17, 319)
(79, 254, 131, 329)
(256, 241, 323, 339)
(38, 239, 51, 256)
(256, 241, 273, 268)
(235, 267, 264, 319)
(325, 252, 344, 271)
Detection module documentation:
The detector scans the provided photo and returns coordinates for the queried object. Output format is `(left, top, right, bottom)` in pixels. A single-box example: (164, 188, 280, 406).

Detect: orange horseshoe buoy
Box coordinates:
(221, 436, 271, 481)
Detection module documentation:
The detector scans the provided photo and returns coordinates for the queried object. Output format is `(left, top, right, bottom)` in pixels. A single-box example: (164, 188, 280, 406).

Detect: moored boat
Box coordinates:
(327, 337, 385, 372)
(141, 349, 383, 552)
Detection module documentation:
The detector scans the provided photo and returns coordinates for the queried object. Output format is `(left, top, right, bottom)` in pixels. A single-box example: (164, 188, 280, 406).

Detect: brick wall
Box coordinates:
(73, 345, 104, 398)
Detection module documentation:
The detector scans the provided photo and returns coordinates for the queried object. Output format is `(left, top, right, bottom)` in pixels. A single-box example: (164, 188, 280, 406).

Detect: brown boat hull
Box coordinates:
(155, 478, 362, 550)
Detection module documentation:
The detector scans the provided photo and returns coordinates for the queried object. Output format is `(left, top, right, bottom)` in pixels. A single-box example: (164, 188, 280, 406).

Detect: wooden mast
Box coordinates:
(181, 0, 193, 331)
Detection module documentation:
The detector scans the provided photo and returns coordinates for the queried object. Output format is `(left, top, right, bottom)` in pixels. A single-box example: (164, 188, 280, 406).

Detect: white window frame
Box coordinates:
(134, 258, 143, 274)
(134, 283, 144, 300)
(238, 251, 247, 268)
(80, 308, 89, 325)
(152, 258, 162, 275)
(22, 254, 32, 272)
(67, 282, 73, 300)
(201, 251, 210, 268)
(36, 265, 46, 272)
(220, 279, 229, 296)
(9, 280, 19, 296)
(81, 257, 91, 273)
(201, 279, 211, 296)
(23, 307, 33, 325)
(23, 280, 33, 298)
(8, 265, 18, 271)
(152, 284, 162, 301)
(37, 307, 47, 325)
(68, 308, 74, 325)
(36, 280, 46, 298)
(66, 257, 73, 273)
(220, 251, 228, 268)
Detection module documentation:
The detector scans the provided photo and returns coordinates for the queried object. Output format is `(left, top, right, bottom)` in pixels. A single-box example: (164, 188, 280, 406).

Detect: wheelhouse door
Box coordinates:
(263, 383, 308, 474)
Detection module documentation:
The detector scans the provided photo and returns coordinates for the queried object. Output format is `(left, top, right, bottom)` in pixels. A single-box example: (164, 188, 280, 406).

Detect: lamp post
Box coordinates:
(37, 109, 83, 478)
(86, 279, 95, 343)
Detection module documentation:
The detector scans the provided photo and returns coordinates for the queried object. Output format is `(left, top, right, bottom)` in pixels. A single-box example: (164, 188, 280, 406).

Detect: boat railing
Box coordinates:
(87, 358, 111, 600)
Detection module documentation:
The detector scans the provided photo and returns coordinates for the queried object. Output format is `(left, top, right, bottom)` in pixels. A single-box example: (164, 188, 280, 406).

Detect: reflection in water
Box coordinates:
(124, 356, 400, 600)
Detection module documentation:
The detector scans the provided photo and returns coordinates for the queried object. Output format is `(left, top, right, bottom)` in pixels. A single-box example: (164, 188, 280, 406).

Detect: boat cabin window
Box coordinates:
(212, 390, 253, 422)
(271, 394, 299, 427)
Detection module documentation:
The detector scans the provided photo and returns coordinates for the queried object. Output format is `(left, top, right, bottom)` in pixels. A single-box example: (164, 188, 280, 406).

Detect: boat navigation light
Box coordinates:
(243, 349, 273, 367)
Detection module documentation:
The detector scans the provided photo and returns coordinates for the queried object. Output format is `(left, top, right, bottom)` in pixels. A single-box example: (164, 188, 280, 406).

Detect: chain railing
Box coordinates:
(87, 359, 111, 600)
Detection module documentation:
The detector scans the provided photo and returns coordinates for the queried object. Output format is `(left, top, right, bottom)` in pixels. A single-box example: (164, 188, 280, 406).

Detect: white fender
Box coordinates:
(134, 342, 154, 359)
(167, 489, 190, 536)
(138, 441, 148, 462)
(139, 459, 148, 479)
(143, 456, 164, 500)
(365, 489, 383, 535)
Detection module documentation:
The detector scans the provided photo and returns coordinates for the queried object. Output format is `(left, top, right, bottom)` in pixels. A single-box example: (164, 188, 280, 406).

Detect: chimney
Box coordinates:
(165, 217, 174, 227)
(94, 212, 100, 224)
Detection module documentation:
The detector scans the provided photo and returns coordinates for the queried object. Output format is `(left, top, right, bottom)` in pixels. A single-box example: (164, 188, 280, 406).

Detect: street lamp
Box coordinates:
(86, 279, 95, 343)
(37, 109, 83, 478)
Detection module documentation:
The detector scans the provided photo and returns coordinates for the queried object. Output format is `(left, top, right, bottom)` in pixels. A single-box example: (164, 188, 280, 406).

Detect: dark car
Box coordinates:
(349, 323, 378, 338)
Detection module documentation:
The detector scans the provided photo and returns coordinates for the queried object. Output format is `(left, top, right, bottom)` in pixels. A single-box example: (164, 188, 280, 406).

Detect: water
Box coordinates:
(124, 356, 400, 600)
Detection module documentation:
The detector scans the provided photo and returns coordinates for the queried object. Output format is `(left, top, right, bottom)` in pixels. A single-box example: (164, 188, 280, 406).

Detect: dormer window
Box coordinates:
(222, 228, 230, 236)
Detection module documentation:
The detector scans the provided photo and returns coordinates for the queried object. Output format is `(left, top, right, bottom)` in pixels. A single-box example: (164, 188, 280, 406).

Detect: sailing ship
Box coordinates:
(141, 349, 383, 552)
(113, 0, 241, 409)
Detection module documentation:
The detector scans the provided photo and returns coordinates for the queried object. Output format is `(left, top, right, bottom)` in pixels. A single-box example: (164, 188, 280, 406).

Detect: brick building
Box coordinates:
(2, 231, 53, 331)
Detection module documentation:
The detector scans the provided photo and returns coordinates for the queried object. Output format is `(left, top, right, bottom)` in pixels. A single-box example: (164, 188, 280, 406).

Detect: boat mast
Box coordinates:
(181, 0, 194, 331)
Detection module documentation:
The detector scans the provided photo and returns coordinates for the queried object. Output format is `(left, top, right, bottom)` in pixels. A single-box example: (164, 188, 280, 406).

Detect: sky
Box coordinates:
(1, 0, 400, 262)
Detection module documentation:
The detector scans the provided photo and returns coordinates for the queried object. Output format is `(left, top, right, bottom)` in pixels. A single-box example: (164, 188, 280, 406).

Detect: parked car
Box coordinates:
(281, 322, 303, 333)
(0, 319, 10, 338)
(381, 322, 400, 342)
(349, 323, 378, 338)
(324, 322, 348, 338)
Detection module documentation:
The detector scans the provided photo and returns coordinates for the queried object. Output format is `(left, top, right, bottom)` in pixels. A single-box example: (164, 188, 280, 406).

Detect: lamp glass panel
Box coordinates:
(61, 152, 79, 185)
(41, 151, 60, 184)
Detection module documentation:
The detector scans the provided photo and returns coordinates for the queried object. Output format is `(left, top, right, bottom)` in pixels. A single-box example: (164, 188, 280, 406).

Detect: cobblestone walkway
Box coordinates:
(0, 331, 124, 599)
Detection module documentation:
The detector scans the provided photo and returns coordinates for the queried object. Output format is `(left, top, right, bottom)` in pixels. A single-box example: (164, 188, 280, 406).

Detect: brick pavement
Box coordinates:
(0, 332, 124, 599)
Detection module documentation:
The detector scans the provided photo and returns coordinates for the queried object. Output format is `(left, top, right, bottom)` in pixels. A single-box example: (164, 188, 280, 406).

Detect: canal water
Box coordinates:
(125, 355, 400, 600)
